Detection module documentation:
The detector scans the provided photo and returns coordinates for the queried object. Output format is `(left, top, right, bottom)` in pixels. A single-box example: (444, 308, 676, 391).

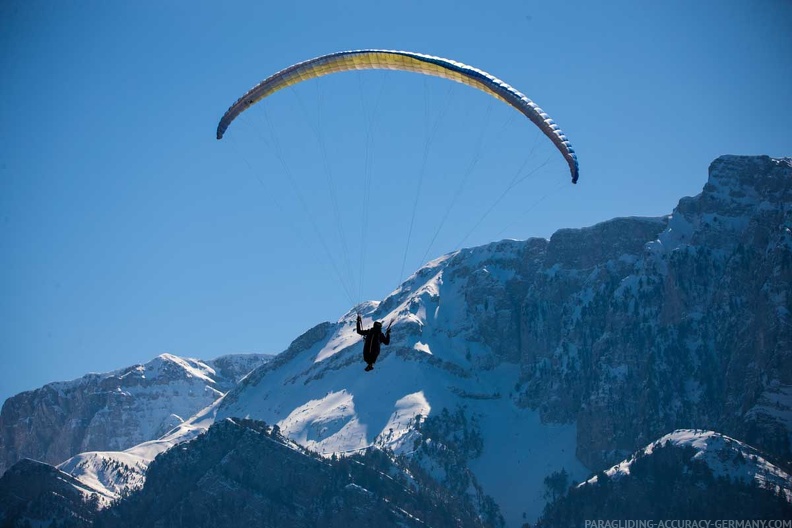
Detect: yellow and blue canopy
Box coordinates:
(217, 49, 579, 184)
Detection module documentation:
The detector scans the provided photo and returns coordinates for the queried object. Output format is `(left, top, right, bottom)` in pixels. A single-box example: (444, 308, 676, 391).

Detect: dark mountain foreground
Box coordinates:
(94, 418, 500, 528)
(536, 430, 792, 527)
(0, 458, 104, 527)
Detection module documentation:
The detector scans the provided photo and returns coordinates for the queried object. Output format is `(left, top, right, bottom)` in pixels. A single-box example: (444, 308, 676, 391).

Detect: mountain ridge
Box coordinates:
(0, 352, 272, 475)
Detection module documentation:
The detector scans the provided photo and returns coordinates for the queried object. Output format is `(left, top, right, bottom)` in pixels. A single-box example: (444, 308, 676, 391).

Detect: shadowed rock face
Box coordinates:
(0, 353, 271, 474)
(0, 458, 102, 527)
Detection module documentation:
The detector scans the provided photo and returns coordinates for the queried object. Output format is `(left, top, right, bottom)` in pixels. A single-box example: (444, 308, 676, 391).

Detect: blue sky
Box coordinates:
(1, 0, 790, 403)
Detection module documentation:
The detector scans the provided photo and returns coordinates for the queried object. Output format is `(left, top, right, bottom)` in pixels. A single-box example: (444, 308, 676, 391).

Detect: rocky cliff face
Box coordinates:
(514, 155, 792, 469)
(0, 353, 271, 475)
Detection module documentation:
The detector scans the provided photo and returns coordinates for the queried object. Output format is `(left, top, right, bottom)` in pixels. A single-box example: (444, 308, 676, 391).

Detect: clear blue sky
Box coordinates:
(1, 0, 790, 403)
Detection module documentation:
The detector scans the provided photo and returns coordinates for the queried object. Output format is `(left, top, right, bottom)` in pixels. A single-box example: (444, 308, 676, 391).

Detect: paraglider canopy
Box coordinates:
(217, 49, 579, 184)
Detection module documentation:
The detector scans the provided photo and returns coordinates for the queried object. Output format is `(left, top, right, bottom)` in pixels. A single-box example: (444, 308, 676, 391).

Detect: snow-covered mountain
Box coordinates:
(215, 253, 590, 525)
(55, 398, 221, 503)
(0, 353, 271, 475)
(587, 429, 792, 500)
(212, 155, 791, 523)
(537, 429, 792, 526)
(2, 155, 790, 526)
(549, 155, 792, 468)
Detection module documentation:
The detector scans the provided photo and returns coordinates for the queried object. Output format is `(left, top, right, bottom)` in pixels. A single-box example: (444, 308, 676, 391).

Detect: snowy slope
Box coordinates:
(217, 245, 588, 526)
(57, 398, 221, 505)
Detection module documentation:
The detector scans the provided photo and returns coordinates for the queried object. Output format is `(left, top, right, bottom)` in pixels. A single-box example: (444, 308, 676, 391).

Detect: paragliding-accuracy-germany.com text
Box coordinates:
(584, 521, 792, 528)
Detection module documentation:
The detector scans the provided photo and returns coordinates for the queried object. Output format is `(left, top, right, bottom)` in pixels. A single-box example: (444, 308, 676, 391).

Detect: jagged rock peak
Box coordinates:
(708, 155, 792, 194)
